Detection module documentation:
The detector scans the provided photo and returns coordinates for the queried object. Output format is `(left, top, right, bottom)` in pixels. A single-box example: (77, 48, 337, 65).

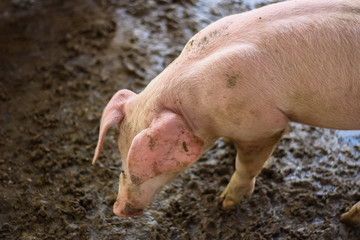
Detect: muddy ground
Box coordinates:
(0, 0, 359, 239)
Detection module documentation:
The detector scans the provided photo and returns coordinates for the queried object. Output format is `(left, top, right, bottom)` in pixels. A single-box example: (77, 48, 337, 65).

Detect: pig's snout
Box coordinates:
(114, 172, 145, 217)
(113, 200, 144, 217)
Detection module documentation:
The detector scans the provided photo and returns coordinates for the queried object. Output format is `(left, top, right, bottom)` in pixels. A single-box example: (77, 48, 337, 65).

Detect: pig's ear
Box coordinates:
(92, 89, 136, 165)
(127, 112, 204, 184)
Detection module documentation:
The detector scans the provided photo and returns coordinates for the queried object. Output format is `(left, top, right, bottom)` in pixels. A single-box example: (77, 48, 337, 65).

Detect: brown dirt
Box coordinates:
(0, 0, 359, 239)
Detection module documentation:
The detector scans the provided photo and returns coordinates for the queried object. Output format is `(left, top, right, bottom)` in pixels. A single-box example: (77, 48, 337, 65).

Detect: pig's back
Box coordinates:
(178, 0, 360, 131)
(257, 0, 360, 129)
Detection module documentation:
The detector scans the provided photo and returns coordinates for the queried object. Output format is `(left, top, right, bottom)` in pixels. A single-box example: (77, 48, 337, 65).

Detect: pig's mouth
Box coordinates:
(113, 201, 144, 217)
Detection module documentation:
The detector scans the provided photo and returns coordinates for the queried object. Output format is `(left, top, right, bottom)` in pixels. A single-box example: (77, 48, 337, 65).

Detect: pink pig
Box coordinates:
(93, 0, 360, 224)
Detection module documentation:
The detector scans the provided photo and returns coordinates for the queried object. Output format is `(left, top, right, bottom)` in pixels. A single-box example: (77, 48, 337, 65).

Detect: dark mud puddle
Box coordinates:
(1, 0, 359, 239)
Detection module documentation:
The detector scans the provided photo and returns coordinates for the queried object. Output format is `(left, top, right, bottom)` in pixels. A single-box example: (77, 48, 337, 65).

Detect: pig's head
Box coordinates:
(92, 89, 204, 217)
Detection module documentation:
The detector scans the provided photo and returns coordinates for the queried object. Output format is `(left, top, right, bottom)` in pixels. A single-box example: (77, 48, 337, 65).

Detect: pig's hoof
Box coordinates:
(220, 172, 255, 209)
(219, 190, 237, 208)
(219, 192, 247, 209)
(221, 198, 236, 208)
(219, 188, 249, 208)
(341, 201, 360, 226)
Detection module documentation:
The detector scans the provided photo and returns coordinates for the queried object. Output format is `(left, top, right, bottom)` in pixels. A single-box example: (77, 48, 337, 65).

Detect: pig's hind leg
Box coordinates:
(341, 201, 360, 225)
(220, 130, 285, 208)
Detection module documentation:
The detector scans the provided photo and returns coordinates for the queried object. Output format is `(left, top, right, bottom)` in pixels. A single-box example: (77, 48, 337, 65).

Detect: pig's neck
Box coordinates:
(139, 66, 217, 150)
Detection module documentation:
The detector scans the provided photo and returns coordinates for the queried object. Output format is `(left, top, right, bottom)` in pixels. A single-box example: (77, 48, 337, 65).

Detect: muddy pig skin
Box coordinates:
(92, 0, 360, 223)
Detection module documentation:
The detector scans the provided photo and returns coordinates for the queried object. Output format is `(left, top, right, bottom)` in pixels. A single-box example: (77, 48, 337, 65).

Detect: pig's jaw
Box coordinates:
(113, 199, 144, 217)
(113, 172, 178, 217)
(113, 185, 147, 217)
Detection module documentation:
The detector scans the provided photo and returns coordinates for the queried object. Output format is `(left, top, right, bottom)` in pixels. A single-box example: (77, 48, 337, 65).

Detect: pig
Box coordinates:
(92, 0, 360, 224)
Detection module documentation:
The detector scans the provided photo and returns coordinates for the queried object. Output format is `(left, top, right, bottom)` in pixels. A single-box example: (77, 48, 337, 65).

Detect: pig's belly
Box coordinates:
(281, 93, 360, 130)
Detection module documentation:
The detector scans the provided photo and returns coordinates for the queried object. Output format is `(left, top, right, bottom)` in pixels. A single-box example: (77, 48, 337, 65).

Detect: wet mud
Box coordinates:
(1, 0, 359, 239)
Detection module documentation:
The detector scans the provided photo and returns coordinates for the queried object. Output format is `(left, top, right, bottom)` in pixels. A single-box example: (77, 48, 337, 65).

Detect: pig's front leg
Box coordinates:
(220, 130, 284, 207)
